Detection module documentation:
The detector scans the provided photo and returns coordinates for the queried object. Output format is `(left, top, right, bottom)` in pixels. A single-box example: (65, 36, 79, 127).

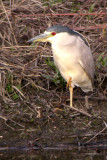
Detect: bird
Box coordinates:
(28, 25, 95, 107)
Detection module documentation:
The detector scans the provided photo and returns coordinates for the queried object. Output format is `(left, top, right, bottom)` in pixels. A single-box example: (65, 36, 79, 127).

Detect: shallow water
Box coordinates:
(0, 139, 107, 160)
(0, 147, 107, 160)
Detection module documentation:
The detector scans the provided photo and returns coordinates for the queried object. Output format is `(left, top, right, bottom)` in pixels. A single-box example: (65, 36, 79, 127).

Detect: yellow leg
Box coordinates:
(67, 77, 73, 107)
(69, 86, 73, 107)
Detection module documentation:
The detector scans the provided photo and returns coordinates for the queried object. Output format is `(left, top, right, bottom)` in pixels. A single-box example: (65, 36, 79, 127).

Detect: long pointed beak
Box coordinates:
(27, 33, 49, 43)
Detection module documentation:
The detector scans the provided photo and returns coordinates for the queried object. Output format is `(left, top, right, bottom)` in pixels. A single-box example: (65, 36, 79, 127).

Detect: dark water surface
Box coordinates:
(0, 146, 107, 160)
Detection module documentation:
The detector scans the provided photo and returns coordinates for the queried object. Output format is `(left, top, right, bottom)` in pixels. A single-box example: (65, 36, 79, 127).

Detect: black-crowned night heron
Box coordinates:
(28, 25, 95, 107)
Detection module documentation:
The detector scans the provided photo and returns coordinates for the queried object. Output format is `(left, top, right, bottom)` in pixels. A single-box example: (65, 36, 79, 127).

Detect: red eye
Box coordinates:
(51, 32, 56, 36)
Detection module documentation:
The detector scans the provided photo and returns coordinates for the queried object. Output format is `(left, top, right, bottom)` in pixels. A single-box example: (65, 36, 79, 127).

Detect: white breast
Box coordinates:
(51, 36, 93, 91)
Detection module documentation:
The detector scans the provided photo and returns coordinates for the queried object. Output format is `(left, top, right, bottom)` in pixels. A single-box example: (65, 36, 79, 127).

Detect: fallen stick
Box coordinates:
(63, 104, 92, 117)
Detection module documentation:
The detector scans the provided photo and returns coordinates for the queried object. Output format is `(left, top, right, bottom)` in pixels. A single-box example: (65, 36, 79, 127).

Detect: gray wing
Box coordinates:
(78, 41, 95, 83)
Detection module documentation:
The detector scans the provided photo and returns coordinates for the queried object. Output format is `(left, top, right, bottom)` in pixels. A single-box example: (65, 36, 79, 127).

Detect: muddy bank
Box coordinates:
(0, 89, 107, 150)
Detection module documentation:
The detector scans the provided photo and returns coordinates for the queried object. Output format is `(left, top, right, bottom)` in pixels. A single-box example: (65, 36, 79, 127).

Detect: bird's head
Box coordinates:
(28, 25, 75, 44)
(28, 25, 89, 46)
